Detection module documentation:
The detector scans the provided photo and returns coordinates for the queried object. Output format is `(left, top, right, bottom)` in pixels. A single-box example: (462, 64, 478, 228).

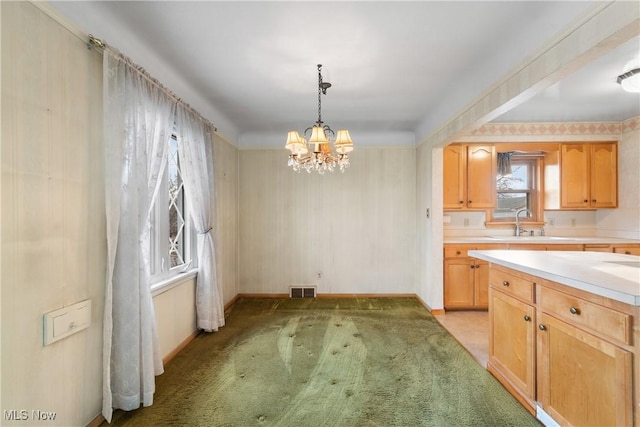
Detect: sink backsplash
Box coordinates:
(444, 210, 597, 237)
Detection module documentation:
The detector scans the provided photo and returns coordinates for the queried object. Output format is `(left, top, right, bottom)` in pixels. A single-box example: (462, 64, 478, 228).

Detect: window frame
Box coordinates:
(149, 133, 197, 283)
(485, 154, 545, 228)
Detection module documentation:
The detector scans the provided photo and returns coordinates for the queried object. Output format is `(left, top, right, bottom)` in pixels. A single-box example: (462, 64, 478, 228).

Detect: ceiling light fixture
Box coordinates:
(285, 64, 354, 174)
(617, 67, 640, 93)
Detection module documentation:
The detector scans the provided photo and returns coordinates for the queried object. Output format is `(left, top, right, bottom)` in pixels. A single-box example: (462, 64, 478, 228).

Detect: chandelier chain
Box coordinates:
(317, 66, 323, 125)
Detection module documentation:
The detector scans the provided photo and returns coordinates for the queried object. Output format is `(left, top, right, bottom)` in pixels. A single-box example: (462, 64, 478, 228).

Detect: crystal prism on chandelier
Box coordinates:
(285, 64, 354, 174)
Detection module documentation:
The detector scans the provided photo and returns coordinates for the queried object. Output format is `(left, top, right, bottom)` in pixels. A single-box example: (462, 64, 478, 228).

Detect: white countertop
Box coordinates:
(468, 250, 640, 306)
(446, 236, 640, 245)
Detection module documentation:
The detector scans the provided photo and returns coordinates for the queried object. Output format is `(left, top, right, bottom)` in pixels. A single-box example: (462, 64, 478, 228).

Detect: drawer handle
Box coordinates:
(569, 306, 580, 315)
(502, 281, 509, 287)
(538, 324, 546, 331)
(523, 315, 531, 322)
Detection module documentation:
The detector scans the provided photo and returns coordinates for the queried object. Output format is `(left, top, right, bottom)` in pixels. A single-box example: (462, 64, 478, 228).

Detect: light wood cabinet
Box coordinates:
(584, 244, 640, 255)
(443, 144, 496, 210)
(613, 245, 640, 256)
(487, 264, 639, 426)
(488, 266, 537, 412)
(538, 303, 633, 426)
(561, 142, 617, 209)
(443, 244, 502, 309)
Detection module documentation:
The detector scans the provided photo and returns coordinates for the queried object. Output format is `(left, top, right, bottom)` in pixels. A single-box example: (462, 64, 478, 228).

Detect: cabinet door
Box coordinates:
(443, 145, 466, 209)
(444, 258, 474, 308)
(561, 143, 590, 208)
(537, 314, 633, 427)
(466, 145, 496, 209)
(590, 143, 617, 208)
(489, 289, 536, 405)
(474, 259, 489, 307)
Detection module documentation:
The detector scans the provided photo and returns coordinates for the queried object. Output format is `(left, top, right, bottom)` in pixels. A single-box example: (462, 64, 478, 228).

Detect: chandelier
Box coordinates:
(285, 64, 354, 174)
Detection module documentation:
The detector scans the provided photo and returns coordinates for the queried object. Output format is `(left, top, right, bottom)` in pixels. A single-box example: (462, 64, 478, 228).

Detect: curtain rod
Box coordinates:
(88, 35, 217, 133)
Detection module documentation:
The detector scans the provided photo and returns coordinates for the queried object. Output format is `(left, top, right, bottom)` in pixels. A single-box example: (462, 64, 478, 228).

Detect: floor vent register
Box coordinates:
(289, 286, 317, 298)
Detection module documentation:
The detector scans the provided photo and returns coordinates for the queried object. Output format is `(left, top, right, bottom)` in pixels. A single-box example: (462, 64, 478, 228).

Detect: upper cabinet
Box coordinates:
(560, 142, 617, 209)
(444, 144, 496, 210)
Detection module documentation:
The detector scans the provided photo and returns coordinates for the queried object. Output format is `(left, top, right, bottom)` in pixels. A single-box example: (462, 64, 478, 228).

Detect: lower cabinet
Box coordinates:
(444, 244, 505, 310)
(537, 313, 633, 426)
(488, 264, 638, 425)
(444, 257, 489, 309)
(488, 289, 536, 408)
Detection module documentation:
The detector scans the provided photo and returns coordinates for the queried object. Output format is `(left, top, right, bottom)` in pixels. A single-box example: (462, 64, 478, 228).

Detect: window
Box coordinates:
(150, 134, 196, 280)
(490, 154, 543, 223)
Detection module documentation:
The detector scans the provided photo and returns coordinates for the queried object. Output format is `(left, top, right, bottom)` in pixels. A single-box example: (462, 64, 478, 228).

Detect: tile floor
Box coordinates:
(433, 310, 489, 368)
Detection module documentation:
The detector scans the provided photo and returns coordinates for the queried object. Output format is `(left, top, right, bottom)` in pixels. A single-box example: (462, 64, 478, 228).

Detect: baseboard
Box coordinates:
(414, 294, 445, 315)
(162, 329, 201, 365)
(236, 293, 289, 299)
(224, 295, 239, 311)
(237, 293, 418, 299)
(86, 413, 105, 427)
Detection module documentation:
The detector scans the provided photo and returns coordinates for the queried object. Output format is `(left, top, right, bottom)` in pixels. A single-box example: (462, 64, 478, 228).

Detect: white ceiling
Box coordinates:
(50, 1, 640, 147)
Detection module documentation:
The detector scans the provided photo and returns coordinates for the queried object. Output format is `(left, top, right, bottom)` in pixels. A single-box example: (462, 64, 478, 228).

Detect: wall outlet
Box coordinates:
(316, 272, 323, 279)
(463, 218, 469, 227)
(547, 218, 555, 226)
(570, 218, 576, 227)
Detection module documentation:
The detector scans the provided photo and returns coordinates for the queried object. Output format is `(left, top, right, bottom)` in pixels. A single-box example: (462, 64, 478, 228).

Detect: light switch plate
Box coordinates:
(43, 300, 91, 346)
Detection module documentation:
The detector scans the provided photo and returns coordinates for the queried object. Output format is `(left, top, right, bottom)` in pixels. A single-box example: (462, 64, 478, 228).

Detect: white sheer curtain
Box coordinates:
(102, 49, 176, 422)
(176, 104, 225, 332)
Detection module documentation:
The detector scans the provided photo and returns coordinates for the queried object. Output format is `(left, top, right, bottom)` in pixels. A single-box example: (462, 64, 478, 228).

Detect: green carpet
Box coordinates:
(107, 298, 540, 426)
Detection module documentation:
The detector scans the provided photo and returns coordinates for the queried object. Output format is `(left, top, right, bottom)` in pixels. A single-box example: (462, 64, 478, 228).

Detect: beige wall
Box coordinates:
(238, 147, 416, 295)
(1, 3, 241, 425)
(1, 2, 105, 425)
(214, 134, 240, 303)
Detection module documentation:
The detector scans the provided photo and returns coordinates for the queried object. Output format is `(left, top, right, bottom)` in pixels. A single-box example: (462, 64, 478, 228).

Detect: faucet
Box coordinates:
(515, 208, 532, 236)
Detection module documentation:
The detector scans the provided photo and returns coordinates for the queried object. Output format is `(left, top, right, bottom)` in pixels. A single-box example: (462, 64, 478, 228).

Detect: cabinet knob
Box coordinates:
(592, 199, 597, 203)
(538, 324, 547, 331)
(625, 251, 631, 255)
(459, 201, 464, 204)
(583, 199, 588, 203)
(502, 281, 509, 287)
(468, 200, 472, 204)
(569, 306, 580, 315)
(456, 250, 461, 255)
(470, 265, 476, 269)
(523, 315, 531, 322)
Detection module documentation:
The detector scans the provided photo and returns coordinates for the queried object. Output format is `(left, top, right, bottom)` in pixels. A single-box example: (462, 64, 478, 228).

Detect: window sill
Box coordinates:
(151, 269, 198, 297)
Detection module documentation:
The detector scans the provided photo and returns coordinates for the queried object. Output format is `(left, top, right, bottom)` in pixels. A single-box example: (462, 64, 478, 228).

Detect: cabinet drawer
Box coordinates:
(444, 247, 469, 258)
(489, 268, 535, 303)
(540, 286, 632, 346)
(613, 246, 640, 256)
